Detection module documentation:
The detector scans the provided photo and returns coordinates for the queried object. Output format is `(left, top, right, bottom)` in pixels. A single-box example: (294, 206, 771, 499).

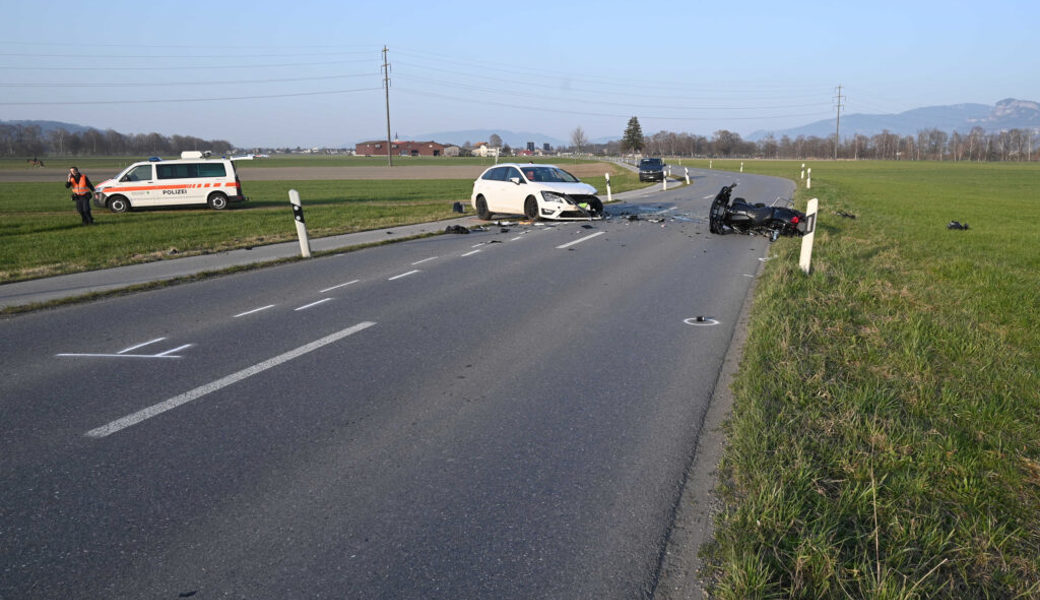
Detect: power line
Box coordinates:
(0, 87, 382, 106)
(0, 59, 373, 71)
(0, 73, 376, 88)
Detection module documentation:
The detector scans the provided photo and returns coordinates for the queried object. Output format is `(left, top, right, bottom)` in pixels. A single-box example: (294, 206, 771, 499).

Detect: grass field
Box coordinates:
(0, 179, 471, 282)
(689, 160, 1040, 598)
(0, 158, 641, 282)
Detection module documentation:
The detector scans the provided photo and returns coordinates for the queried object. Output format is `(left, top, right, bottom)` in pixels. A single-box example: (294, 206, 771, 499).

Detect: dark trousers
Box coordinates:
(74, 194, 94, 224)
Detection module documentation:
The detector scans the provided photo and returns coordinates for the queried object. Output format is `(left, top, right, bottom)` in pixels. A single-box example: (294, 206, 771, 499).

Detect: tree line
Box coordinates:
(569, 117, 1040, 162)
(0, 123, 234, 158)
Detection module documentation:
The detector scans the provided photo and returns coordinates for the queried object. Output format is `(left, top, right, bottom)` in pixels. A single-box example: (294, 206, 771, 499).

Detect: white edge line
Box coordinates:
(556, 231, 606, 249)
(118, 337, 166, 354)
(411, 256, 438, 266)
(294, 298, 333, 311)
(388, 269, 420, 280)
(460, 250, 481, 257)
(233, 304, 276, 318)
(84, 321, 377, 438)
(319, 280, 360, 293)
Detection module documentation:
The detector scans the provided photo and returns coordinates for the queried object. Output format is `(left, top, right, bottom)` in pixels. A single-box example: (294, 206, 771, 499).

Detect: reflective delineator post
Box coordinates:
(289, 189, 312, 258)
(799, 197, 819, 274)
(605, 172, 613, 204)
(662, 175, 668, 191)
(684, 167, 690, 185)
(807, 168, 812, 190)
(740, 161, 744, 173)
(800, 163, 806, 179)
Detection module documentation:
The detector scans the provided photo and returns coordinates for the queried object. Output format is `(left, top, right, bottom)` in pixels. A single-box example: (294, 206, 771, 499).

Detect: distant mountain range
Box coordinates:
(748, 98, 1040, 141)
(0, 119, 96, 135)
(9, 99, 1038, 149)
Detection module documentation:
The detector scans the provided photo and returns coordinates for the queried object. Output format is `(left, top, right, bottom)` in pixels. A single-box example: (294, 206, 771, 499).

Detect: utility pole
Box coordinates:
(382, 45, 392, 167)
(834, 84, 845, 160)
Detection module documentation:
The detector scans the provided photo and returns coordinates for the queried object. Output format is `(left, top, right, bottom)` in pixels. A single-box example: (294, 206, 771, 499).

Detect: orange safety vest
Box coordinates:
(70, 174, 90, 196)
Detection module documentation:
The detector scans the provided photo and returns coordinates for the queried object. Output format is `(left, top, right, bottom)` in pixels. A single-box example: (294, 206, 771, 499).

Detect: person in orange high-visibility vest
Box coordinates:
(65, 166, 95, 225)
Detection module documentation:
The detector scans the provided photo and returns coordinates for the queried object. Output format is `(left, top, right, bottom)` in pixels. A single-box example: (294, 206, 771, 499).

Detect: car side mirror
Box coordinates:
(509, 177, 522, 185)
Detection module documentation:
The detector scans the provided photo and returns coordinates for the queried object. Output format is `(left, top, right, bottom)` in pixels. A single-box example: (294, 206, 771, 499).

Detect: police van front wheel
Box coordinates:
(107, 196, 130, 213)
(207, 192, 229, 210)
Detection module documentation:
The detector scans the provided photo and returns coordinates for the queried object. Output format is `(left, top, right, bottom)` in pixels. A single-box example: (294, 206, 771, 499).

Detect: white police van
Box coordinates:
(93, 153, 246, 212)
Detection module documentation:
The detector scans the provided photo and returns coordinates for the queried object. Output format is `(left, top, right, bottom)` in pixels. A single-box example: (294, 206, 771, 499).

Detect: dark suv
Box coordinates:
(638, 157, 665, 182)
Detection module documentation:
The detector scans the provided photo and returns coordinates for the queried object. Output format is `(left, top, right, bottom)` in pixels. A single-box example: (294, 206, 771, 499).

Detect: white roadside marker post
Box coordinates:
(807, 168, 812, 190)
(740, 161, 744, 173)
(799, 197, 819, 274)
(289, 189, 312, 258)
(801, 163, 806, 180)
(685, 167, 690, 185)
(605, 172, 613, 204)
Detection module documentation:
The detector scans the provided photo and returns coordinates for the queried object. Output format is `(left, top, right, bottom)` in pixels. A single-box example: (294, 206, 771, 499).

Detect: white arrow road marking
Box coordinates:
(84, 321, 376, 438)
(118, 338, 166, 354)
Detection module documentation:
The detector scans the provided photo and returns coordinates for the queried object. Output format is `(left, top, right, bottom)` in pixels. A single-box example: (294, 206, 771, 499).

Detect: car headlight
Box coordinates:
(540, 191, 572, 204)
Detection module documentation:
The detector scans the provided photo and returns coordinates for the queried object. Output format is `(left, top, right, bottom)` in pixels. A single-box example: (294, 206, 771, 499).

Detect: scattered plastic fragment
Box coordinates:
(452, 202, 464, 213)
(837, 211, 857, 219)
(444, 225, 470, 234)
(947, 221, 970, 230)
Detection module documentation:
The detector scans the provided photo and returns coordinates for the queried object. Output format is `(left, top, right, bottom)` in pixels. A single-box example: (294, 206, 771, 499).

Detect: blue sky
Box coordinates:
(3, 0, 1037, 148)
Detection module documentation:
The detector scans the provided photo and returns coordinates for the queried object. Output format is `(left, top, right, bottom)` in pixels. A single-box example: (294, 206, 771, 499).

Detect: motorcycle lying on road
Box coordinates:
(708, 183, 807, 242)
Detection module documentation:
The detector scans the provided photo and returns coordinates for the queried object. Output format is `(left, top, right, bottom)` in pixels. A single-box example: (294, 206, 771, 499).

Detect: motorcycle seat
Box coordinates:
(729, 201, 776, 225)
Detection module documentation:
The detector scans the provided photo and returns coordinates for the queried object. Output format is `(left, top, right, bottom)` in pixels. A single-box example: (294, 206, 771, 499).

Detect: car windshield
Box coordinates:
(640, 159, 662, 167)
(521, 166, 580, 183)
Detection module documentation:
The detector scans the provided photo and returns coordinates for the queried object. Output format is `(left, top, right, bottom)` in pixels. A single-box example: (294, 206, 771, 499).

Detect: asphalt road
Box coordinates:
(0, 171, 794, 599)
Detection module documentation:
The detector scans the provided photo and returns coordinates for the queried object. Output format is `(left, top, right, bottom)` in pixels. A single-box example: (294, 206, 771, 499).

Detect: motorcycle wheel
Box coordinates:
(709, 195, 728, 234)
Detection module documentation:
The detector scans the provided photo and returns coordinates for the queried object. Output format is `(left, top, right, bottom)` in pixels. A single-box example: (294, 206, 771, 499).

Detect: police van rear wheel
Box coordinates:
(207, 192, 229, 210)
(108, 196, 130, 213)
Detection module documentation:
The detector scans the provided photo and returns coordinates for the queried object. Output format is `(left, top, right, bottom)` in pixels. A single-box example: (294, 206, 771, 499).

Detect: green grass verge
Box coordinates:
(696, 160, 1040, 598)
(0, 179, 471, 282)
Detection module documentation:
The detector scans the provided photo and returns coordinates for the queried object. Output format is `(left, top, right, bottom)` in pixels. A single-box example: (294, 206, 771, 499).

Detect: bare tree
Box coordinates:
(570, 126, 588, 155)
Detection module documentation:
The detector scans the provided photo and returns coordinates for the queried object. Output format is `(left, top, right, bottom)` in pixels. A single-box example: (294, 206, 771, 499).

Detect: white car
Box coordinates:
(470, 163, 603, 221)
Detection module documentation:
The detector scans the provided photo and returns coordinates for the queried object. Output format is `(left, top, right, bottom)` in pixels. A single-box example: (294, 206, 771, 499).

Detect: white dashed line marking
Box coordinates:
(320, 280, 359, 293)
(234, 305, 275, 318)
(461, 250, 481, 257)
(556, 231, 605, 249)
(295, 298, 333, 311)
(388, 269, 420, 281)
(411, 256, 438, 266)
